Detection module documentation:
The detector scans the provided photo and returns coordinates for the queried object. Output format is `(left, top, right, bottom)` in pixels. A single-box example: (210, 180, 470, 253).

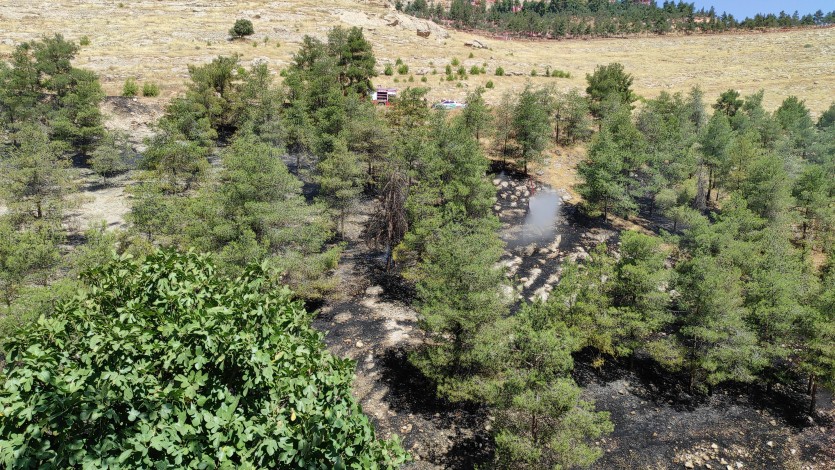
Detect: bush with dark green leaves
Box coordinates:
(0, 250, 407, 469)
(229, 18, 255, 38)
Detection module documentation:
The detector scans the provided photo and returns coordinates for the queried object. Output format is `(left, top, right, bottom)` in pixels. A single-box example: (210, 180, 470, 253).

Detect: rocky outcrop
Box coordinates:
(383, 12, 449, 39)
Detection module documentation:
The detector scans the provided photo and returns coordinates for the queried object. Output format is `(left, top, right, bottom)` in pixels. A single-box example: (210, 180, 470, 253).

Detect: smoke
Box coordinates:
(520, 190, 561, 245)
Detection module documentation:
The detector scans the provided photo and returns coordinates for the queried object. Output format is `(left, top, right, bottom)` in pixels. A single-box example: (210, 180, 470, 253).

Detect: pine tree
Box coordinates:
(512, 86, 551, 175)
(610, 231, 671, 357)
(471, 302, 612, 469)
(458, 86, 493, 141)
(89, 131, 134, 185)
(551, 88, 591, 145)
(181, 135, 340, 298)
(0, 124, 76, 222)
(410, 220, 507, 401)
(576, 102, 644, 220)
(585, 62, 636, 119)
(493, 91, 517, 161)
(316, 139, 365, 235)
(676, 253, 764, 391)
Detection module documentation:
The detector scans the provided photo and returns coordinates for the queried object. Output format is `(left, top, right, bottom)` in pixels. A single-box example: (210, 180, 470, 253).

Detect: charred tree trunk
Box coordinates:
(809, 374, 817, 415)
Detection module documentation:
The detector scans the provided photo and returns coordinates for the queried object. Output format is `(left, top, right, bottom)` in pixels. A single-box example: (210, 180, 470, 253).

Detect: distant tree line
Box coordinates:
(1, 27, 834, 470)
(398, 0, 835, 38)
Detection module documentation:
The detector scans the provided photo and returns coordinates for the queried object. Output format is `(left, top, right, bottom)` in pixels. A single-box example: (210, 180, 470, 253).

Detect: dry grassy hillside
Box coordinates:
(0, 0, 833, 113)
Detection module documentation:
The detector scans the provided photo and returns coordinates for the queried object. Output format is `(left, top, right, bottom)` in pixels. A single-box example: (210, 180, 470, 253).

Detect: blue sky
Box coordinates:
(692, 1, 833, 19)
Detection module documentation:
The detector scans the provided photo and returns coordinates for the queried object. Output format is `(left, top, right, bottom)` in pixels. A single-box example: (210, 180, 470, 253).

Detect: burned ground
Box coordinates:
(312, 169, 835, 469)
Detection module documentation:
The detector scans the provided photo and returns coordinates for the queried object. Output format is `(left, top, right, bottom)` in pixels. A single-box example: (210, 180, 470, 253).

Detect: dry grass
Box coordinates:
(0, 1, 833, 113)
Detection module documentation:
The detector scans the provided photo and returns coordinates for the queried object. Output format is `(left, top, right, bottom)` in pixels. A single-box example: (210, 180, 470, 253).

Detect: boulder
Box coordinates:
(383, 13, 450, 39)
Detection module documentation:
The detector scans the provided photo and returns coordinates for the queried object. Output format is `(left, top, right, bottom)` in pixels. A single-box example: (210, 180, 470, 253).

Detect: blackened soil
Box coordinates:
(312, 172, 834, 470)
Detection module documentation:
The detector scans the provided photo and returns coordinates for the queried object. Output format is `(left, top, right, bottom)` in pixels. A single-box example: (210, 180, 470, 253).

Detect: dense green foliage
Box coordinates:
(230, 19, 255, 38)
(0, 34, 104, 155)
(472, 302, 613, 469)
(573, 69, 835, 409)
(0, 250, 406, 468)
(400, 0, 835, 38)
(2, 26, 833, 470)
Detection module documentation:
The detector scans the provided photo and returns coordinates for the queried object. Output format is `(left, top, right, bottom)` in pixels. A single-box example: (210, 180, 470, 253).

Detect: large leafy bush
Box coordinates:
(0, 250, 406, 468)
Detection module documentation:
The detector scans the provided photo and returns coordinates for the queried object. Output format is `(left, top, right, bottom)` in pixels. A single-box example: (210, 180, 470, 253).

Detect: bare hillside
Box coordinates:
(0, 0, 832, 112)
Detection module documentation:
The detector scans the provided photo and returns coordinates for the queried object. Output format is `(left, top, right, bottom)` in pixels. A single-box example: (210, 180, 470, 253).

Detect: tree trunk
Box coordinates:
(706, 166, 714, 202)
(809, 375, 817, 415)
(531, 411, 537, 446)
(385, 247, 393, 272)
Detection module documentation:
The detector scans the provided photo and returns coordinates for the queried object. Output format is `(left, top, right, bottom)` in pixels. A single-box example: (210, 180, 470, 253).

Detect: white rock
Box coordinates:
(355, 341, 365, 348)
(365, 285, 384, 296)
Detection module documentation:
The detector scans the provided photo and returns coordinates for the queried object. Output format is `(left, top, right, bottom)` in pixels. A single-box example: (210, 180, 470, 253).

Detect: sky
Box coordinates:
(691, 1, 833, 19)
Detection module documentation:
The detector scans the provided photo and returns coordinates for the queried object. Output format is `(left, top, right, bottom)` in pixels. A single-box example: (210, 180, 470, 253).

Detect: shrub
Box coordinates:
(384, 64, 394, 76)
(122, 78, 138, 97)
(468, 52, 474, 58)
(531, 69, 538, 77)
(457, 66, 467, 77)
(395, 57, 404, 65)
(421, 76, 428, 82)
(445, 64, 453, 75)
(229, 18, 254, 38)
(486, 80, 494, 89)
(397, 63, 409, 75)
(141, 82, 160, 97)
(551, 69, 571, 78)
(79, 35, 90, 46)
(408, 75, 415, 82)
(451, 57, 460, 66)
(469, 65, 481, 75)
(446, 74, 455, 81)
(495, 66, 505, 76)
(0, 250, 408, 468)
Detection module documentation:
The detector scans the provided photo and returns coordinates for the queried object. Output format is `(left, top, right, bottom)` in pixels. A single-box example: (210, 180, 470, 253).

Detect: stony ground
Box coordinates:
(311, 169, 835, 469)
